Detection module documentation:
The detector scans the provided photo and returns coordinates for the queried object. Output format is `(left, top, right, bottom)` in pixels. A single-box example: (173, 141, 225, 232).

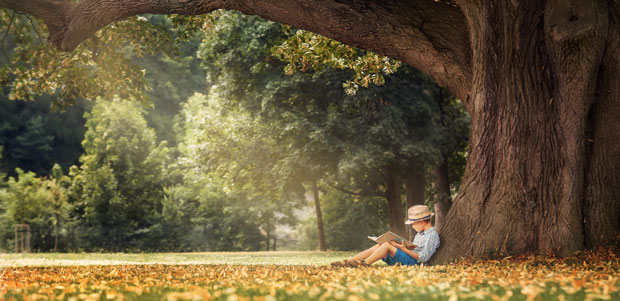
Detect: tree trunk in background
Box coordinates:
(265, 221, 270, 251)
(405, 171, 425, 241)
(312, 180, 327, 251)
(431, 158, 451, 233)
(384, 169, 406, 237)
(54, 213, 59, 252)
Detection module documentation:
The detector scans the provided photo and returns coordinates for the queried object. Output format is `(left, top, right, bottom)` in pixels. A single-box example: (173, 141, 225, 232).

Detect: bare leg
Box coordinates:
(364, 242, 397, 264)
(350, 244, 381, 261)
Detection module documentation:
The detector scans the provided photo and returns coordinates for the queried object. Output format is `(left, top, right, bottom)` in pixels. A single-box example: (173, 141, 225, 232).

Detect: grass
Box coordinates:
(0, 249, 618, 300)
(0, 251, 358, 267)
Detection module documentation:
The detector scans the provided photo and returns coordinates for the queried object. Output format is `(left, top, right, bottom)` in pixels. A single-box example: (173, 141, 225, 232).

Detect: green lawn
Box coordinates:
(0, 251, 357, 267)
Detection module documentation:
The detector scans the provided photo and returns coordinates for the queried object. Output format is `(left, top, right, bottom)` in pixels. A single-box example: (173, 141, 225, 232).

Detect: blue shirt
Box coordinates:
(412, 227, 440, 263)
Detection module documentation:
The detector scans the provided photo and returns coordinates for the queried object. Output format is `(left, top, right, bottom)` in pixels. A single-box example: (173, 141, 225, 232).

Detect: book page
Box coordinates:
(367, 231, 416, 248)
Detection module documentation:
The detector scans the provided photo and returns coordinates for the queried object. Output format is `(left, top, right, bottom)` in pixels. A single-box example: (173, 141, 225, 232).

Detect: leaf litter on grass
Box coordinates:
(0, 247, 617, 300)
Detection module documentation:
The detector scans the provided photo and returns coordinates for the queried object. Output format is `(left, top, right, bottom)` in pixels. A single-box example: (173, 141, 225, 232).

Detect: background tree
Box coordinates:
(0, 168, 55, 251)
(68, 99, 172, 251)
(44, 163, 70, 252)
(171, 92, 281, 251)
(0, 94, 88, 177)
(136, 15, 207, 147)
(0, 146, 5, 183)
(320, 187, 388, 251)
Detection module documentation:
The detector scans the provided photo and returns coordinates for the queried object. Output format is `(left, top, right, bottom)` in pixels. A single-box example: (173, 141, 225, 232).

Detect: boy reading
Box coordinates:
(331, 205, 440, 267)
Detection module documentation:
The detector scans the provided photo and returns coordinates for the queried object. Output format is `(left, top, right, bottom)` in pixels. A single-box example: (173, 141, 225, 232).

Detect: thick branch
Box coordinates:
(0, 0, 71, 47)
(234, 0, 472, 102)
(0, 0, 472, 101)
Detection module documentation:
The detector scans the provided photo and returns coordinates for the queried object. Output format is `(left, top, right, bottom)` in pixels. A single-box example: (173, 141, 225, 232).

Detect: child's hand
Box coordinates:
(390, 240, 405, 250)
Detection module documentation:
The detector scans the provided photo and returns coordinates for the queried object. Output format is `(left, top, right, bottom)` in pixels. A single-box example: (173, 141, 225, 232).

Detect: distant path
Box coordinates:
(0, 251, 357, 267)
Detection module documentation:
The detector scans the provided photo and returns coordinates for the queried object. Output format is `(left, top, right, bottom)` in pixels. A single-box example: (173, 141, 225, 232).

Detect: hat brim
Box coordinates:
(404, 213, 434, 224)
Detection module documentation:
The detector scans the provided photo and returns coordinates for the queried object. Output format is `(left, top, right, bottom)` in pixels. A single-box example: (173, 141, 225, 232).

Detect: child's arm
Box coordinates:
(391, 241, 420, 261)
(394, 233, 440, 263)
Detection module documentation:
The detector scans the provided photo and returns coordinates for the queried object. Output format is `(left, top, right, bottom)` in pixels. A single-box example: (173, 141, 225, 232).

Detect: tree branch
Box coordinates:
(327, 182, 387, 198)
(233, 0, 472, 101)
(0, 0, 71, 47)
(1, 10, 15, 64)
(0, 0, 472, 100)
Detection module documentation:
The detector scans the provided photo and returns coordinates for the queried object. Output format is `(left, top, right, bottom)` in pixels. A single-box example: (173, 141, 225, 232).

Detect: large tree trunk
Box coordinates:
(311, 180, 327, 251)
(434, 0, 611, 262)
(384, 169, 406, 237)
(583, 3, 620, 248)
(405, 171, 426, 240)
(431, 159, 451, 233)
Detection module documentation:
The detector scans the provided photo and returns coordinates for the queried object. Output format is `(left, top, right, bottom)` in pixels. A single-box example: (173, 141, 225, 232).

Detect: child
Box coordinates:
(331, 205, 440, 267)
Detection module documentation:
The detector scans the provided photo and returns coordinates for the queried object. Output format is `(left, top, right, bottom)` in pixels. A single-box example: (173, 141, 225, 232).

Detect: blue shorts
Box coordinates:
(382, 248, 419, 266)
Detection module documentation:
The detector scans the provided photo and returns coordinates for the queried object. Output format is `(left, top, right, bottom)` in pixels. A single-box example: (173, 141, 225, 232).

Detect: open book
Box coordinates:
(368, 231, 416, 248)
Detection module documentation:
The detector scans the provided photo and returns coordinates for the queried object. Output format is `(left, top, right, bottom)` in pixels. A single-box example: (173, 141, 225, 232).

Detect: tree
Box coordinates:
(1, 0, 618, 262)
(136, 15, 207, 147)
(0, 95, 89, 177)
(174, 92, 287, 251)
(69, 98, 171, 251)
(44, 163, 70, 252)
(0, 168, 55, 251)
(0, 146, 5, 184)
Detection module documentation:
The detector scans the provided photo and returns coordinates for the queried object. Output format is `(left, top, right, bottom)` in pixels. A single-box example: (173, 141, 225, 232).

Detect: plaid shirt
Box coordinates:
(412, 227, 440, 263)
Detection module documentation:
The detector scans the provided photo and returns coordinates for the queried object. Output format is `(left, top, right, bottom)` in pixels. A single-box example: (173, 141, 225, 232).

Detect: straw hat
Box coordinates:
(404, 205, 434, 224)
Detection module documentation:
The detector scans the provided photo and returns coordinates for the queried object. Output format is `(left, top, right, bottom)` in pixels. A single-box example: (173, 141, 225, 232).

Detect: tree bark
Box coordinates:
(405, 171, 425, 240)
(434, 0, 611, 262)
(384, 169, 406, 237)
(583, 2, 620, 248)
(431, 158, 451, 233)
(312, 180, 326, 251)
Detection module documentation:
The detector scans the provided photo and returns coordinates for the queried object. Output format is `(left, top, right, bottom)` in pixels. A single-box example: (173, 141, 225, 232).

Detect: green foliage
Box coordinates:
(69, 99, 172, 251)
(273, 28, 401, 95)
(136, 15, 208, 147)
(171, 92, 293, 251)
(321, 187, 388, 251)
(164, 179, 266, 251)
(294, 187, 389, 252)
(0, 168, 56, 251)
(0, 94, 88, 177)
(197, 11, 468, 249)
(0, 145, 5, 185)
(0, 9, 470, 253)
(0, 9, 177, 108)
